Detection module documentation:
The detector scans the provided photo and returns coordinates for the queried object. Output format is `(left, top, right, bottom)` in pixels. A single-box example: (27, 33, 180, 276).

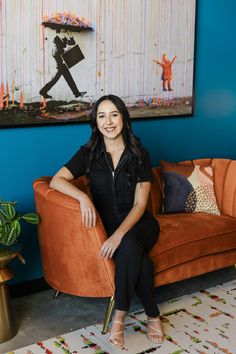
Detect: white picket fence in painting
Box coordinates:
(0, 0, 196, 105)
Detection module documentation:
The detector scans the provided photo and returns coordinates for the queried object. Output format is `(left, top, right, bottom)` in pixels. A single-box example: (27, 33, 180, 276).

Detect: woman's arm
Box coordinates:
(50, 167, 97, 227)
(171, 55, 177, 64)
(153, 59, 163, 67)
(100, 181, 151, 258)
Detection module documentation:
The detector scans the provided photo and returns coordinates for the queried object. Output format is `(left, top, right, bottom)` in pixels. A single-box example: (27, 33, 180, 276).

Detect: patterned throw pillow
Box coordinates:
(160, 160, 220, 215)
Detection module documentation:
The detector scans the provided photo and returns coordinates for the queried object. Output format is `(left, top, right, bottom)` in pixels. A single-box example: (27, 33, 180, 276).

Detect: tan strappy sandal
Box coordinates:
(147, 317, 165, 344)
(108, 319, 125, 349)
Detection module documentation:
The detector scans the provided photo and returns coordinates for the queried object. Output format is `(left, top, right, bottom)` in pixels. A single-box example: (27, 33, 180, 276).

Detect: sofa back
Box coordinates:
(36, 158, 236, 218)
(149, 158, 236, 218)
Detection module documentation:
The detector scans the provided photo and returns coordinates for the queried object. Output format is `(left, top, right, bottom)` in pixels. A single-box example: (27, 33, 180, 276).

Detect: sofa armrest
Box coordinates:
(33, 177, 115, 297)
(33, 176, 90, 209)
(220, 160, 236, 219)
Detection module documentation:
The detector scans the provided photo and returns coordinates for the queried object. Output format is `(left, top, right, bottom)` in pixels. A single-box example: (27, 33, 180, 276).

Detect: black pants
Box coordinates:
(105, 211, 160, 318)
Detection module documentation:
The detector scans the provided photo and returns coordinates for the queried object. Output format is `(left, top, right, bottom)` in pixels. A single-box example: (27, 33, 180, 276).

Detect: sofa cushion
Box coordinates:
(160, 160, 220, 215)
(150, 212, 236, 272)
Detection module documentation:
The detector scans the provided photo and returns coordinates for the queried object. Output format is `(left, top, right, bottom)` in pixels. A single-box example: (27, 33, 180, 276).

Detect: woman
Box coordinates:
(50, 94, 164, 348)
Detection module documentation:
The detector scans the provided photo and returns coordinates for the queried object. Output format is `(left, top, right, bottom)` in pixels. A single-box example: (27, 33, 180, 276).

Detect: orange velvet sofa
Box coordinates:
(33, 158, 236, 332)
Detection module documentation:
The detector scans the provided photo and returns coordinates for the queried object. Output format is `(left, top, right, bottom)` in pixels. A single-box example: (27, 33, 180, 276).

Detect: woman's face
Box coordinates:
(96, 100, 124, 142)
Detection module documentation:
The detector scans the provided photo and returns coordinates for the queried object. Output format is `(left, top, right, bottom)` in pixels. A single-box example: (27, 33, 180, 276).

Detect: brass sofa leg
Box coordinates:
(54, 290, 61, 299)
(102, 296, 115, 334)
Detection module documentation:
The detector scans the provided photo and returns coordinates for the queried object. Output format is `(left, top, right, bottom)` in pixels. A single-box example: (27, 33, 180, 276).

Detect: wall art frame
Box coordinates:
(0, 0, 196, 128)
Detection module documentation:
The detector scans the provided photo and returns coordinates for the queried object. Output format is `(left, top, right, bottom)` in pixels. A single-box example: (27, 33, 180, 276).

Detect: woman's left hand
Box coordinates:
(100, 234, 122, 259)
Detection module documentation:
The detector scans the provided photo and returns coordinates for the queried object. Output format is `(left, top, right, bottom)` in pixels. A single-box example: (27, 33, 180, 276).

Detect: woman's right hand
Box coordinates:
(79, 193, 97, 228)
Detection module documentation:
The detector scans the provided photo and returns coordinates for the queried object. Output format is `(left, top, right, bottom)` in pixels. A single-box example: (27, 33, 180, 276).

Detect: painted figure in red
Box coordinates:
(154, 54, 177, 91)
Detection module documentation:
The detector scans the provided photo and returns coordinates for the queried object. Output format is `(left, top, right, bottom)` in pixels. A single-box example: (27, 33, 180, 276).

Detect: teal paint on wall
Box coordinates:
(1, 0, 236, 284)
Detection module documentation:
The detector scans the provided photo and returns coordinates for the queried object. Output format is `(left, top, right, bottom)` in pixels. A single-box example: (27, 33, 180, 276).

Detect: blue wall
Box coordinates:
(1, 0, 236, 284)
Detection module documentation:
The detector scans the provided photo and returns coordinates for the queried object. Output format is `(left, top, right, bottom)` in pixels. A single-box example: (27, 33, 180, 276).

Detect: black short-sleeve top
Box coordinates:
(64, 143, 153, 224)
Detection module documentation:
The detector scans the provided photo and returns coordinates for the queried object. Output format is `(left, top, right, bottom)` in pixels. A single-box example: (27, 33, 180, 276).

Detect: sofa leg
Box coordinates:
(54, 290, 61, 299)
(102, 296, 115, 334)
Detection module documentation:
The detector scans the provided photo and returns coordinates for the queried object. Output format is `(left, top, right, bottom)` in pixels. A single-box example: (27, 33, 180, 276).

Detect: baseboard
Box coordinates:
(9, 277, 51, 298)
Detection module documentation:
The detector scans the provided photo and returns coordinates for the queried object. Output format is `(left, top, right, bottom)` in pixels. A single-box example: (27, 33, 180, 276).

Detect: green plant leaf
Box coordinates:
(6, 204, 16, 219)
(14, 220, 21, 237)
(1, 222, 18, 246)
(1, 201, 17, 206)
(0, 203, 16, 221)
(21, 213, 40, 224)
(0, 208, 8, 220)
(0, 211, 7, 227)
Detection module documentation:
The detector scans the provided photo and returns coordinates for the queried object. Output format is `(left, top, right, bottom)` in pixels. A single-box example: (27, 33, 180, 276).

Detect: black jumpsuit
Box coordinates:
(65, 143, 160, 317)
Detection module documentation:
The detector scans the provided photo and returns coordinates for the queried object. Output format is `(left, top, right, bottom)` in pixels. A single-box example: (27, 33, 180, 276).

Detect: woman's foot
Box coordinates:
(146, 316, 165, 344)
(108, 310, 126, 348)
(108, 319, 125, 348)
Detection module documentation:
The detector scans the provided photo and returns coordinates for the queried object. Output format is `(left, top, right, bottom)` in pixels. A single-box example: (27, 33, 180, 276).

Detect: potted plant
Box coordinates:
(0, 198, 39, 247)
(0, 198, 40, 269)
(0, 199, 40, 343)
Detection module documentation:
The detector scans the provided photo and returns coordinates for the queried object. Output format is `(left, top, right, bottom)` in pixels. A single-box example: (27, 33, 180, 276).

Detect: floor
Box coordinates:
(1, 267, 236, 353)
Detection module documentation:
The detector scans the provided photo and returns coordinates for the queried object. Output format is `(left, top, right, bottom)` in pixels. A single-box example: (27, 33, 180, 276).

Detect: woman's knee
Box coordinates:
(116, 232, 142, 258)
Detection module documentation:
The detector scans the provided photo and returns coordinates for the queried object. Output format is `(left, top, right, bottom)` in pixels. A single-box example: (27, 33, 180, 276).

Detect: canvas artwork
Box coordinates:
(0, 0, 196, 128)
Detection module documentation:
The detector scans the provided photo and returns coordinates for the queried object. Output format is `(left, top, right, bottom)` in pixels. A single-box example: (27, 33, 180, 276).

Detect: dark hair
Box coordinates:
(84, 94, 143, 173)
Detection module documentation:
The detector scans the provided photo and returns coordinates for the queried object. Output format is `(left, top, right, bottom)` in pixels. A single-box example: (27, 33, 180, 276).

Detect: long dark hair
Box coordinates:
(84, 94, 144, 173)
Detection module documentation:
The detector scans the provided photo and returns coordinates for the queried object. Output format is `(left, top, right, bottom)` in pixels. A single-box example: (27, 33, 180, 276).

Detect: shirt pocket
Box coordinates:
(116, 170, 136, 206)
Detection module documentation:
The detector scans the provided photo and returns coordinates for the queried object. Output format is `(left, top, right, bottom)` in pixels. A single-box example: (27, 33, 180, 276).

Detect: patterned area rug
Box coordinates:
(5, 280, 236, 354)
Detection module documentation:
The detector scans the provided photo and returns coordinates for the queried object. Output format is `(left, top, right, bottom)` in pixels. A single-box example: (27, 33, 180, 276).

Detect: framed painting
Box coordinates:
(0, 0, 196, 128)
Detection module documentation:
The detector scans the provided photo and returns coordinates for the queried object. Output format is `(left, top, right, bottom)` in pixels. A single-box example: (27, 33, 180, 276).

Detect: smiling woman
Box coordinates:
(49, 94, 164, 348)
(96, 100, 124, 146)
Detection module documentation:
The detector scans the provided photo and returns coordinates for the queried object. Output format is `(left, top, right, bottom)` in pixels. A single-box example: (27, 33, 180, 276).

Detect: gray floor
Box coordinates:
(1, 267, 236, 353)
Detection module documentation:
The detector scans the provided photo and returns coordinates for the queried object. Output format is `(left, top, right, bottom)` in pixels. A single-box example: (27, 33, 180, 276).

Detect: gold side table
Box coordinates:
(0, 243, 22, 343)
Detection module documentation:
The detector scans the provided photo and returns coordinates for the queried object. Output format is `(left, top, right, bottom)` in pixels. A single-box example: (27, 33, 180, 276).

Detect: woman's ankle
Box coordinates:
(147, 315, 160, 320)
(113, 310, 126, 322)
